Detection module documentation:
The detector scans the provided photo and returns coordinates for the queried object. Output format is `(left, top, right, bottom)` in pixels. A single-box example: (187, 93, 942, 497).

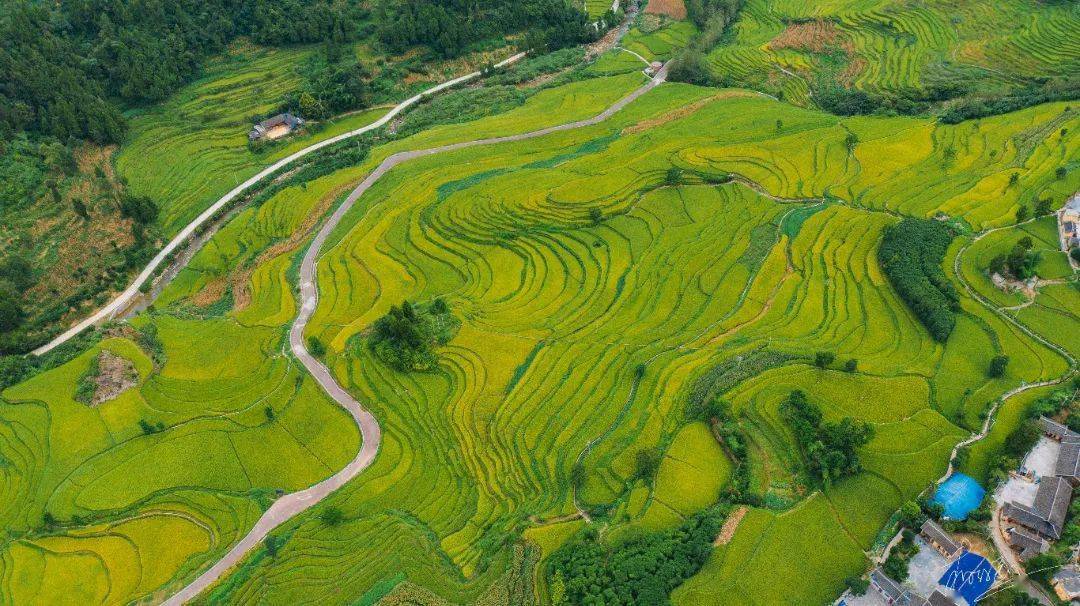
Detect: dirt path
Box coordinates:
(714, 506, 747, 545)
(161, 65, 669, 605)
(30, 52, 528, 357)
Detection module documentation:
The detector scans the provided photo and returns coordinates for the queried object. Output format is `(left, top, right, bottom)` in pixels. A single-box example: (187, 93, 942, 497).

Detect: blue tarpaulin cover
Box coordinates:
(932, 473, 986, 520)
(939, 551, 996, 605)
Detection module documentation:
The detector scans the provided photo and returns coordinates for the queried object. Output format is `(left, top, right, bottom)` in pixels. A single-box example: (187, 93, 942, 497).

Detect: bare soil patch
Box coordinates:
(91, 350, 139, 405)
(192, 276, 228, 307)
(768, 20, 848, 54)
(644, 0, 687, 20)
(715, 506, 747, 545)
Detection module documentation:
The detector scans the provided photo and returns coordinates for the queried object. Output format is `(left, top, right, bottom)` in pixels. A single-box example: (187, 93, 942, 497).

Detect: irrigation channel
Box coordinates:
(160, 63, 670, 604)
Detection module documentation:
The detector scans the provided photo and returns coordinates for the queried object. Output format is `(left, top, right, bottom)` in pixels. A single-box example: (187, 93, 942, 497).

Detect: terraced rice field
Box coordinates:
(115, 40, 522, 239)
(1, 39, 1076, 606)
(622, 18, 698, 63)
(703, 0, 1080, 105)
(165, 78, 1070, 605)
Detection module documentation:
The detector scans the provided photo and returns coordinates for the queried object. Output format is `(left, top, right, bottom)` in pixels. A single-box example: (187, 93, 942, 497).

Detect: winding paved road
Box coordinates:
(162, 65, 668, 604)
(31, 52, 527, 357)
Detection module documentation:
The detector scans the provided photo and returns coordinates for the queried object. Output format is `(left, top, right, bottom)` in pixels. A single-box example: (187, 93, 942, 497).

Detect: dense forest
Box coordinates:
(375, 0, 594, 57)
(877, 218, 959, 342)
(0, 0, 368, 144)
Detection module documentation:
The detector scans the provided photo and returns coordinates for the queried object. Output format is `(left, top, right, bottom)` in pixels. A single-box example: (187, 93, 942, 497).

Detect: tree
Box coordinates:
(1034, 197, 1054, 216)
(0, 282, 25, 333)
(264, 534, 282, 557)
(370, 299, 458, 371)
(844, 576, 869, 596)
(1071, 248, 1080, 264)
(264, 406, 275, 422)
(1016, 205, 1030, 223)
(899, 500, 925, 528)
(1057, 166, 1068, 180)
(1008, 172, 1020, 187)
(878, 219, 958, 342)
(120, 195, 158, 225)
(307, 336, 326, 357)
(319, 506, 345, 527)
(1026, 552, 1063, 584)
(814, 351, 835, 368)
(570, 462, 585, 489)
(72, 198, 89, 219)
(634, 448, 662, 481)
(844, 359, 858, 373)
(665, 167, 684, 186)
(780, 390, 871, 483)
(1005, 238, 1039, 279)
(0, 255, 33, 291)
(775, 119, 783, 132)
(988, 355, 1009, 378)
(844, 132, 859, 153)
(667, 49, 714, 86)
(588, 207, 603, 225)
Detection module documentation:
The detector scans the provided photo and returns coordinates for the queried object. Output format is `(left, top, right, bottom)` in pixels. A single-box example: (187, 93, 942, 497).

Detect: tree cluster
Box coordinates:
(369, 299, 458, 371)
(376, 0, 595, 59)
(878, 218, 959, 342)
(546, 508, 725, 606)
(283, 43, 373, 120)
(882, 530, 919, 582)
(939, 78, 1079, 124)
(780, 390, 873, 484)
(989, 236, 1040, 281)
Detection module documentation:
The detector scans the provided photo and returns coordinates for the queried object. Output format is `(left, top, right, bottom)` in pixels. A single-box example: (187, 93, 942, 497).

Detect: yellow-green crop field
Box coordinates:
(1, 30, 1077, 606)
(705, 0, 1080, 104)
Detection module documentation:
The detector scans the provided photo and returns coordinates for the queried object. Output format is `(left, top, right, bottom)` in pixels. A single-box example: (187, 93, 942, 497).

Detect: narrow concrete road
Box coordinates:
(31, 52, 527, 357)
(162, 65, 667, 605)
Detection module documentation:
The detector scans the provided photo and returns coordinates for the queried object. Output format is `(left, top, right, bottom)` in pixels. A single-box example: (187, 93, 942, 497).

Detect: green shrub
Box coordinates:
(844, 576, 869, 596)
(987, 355, 1009, 378)
(814, 351, 835, 368)
(74, 353, 100, 404)
(634, 448, 662, 481)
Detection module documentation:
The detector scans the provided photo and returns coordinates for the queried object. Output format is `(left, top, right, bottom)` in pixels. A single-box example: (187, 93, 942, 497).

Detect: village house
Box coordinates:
(926, 590, 958, 606)
(1052, 565, 1080, 601)
(1039, 417, 1080, 485)
(1007, 525, 1049, 561)
(1002, 475, 1072, 540)
(1059, 193, 1080, 262)
(869, 568, 929, 606)
(248, 112, 304, 141)
(920, 519, 963, 560)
